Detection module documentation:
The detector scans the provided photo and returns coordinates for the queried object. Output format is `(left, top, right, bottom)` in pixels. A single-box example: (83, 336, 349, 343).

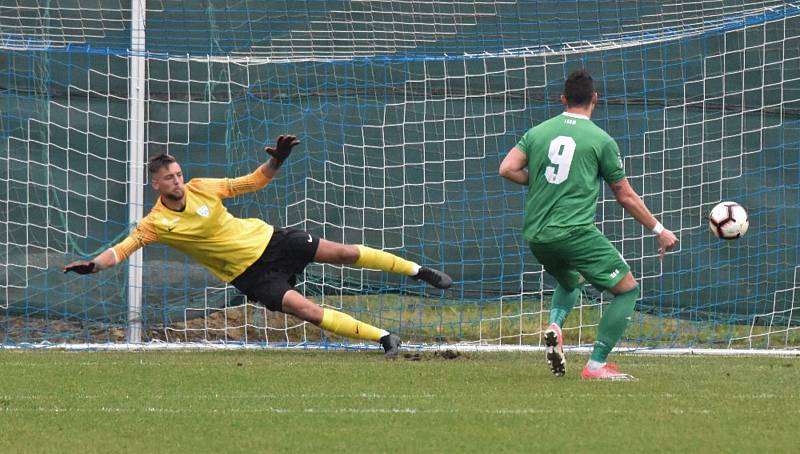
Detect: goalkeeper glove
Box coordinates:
(264, 135, 300, 167)
(63, 260, 96, 275)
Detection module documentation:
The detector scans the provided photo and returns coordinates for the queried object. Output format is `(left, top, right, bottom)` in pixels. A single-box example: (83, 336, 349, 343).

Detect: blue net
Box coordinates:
(1, 1, 798, 348)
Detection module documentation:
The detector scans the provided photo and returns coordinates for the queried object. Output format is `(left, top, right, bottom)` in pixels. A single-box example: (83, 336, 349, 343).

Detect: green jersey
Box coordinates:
(515, 112, 626, 243)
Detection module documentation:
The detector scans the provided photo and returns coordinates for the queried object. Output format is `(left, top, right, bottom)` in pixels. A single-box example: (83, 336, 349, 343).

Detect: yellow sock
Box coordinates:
(319, 308, 389, 342)
(354, 245, 419, 276)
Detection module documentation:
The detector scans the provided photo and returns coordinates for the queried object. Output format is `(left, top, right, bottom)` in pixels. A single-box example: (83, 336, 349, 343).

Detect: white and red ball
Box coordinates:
(708, 202, 749, 240)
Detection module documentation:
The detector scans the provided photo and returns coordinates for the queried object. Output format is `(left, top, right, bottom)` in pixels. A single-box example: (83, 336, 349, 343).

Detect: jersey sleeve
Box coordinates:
(111, 215, 158, 263)
(598, 138, 626, 184)
(191, 169, 271, 199)
(514, 129, 534, 157)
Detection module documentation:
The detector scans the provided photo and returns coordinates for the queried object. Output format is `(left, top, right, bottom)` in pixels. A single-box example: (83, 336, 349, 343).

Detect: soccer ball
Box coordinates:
(707, 202, 749, 240)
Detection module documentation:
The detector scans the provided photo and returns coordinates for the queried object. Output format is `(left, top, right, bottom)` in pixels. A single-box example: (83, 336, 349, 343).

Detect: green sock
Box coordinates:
(590, 286, 640, 363)
(548, 284, 580, 327)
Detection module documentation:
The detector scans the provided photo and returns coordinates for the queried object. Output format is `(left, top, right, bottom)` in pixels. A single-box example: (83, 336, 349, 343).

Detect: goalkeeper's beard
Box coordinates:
(163, 188, 184, 201)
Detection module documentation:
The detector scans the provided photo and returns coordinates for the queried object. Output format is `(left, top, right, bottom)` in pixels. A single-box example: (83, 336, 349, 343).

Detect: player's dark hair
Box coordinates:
(147, 153, 177, 175)
(563, 69, 595, 107)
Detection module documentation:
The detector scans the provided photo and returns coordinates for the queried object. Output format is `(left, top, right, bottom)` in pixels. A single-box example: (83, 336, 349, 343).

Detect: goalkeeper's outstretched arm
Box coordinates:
(201, 135, 302, 199)
(64, 221, 154, 275)
(219, 135, 302, 198)
(63, 248, 117, 274)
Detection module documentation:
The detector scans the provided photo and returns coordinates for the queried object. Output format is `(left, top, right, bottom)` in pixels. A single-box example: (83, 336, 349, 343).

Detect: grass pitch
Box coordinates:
(1, 350, 797, 453)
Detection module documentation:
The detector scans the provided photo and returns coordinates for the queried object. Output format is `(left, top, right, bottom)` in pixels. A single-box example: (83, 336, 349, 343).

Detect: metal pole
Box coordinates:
(126, 0, 146, 343)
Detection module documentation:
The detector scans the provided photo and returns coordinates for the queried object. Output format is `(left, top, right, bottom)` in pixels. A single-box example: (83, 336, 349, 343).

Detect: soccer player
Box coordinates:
(499, 70, 678, 380)
(64, 135, 452, 357)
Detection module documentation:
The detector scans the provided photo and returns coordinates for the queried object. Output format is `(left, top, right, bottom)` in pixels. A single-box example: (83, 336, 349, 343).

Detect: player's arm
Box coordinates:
(608, 178, 679, 259)
(599, 138, 678, 259)
(63, 219, 157, 275)
(62, 248, 117, 274)
(499, 147, 529, 185)
(217, 135, 301, 198)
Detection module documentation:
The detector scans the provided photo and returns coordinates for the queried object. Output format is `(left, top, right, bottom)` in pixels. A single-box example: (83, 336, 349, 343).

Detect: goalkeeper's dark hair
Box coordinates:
(563, 69, 595, 107)
(147, 153, 177, 175)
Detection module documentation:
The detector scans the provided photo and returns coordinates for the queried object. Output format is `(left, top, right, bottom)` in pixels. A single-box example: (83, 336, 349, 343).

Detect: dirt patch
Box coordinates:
(435, 349, 461, 360)
(401, 350, 466, 361)
(402, 353, 423, 361)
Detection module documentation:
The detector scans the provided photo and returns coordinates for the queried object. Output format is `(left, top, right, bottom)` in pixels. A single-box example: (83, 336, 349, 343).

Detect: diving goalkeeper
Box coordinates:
(64, 135, 452, 357)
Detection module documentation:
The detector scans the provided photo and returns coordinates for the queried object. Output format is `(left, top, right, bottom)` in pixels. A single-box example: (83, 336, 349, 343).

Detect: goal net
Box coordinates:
(1, 1, 798, 352)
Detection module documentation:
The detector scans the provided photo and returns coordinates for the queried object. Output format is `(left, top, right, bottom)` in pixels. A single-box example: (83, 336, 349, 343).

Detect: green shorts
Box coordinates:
(529, 225, 630, 291)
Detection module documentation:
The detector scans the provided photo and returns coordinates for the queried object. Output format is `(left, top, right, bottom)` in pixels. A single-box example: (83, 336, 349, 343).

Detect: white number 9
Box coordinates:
(545, 136, 576, 184)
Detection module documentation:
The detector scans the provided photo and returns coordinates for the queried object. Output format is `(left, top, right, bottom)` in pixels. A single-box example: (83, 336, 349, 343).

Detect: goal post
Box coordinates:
(126, 0, 147, 344)
(0, 1, 798, 353)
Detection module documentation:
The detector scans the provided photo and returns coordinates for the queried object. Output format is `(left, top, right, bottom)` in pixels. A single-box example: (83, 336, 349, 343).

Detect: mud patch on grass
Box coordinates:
(435, 350, 461, 360)
(401, 350, 467, 361)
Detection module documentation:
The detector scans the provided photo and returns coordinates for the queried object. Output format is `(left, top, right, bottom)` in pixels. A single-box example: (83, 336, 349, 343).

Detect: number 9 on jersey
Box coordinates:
(545, 136, 576, 184)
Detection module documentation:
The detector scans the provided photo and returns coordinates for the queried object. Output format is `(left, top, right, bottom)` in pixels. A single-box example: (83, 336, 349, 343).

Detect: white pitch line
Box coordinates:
(2, 343, 798, 357)
(0, 393, 439, 401)
(1, 392, 795, 402)
(0, 407, 737, 416)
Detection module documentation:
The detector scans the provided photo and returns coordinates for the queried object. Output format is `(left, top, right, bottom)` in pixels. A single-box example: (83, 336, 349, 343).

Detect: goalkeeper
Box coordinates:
(500, 70, 678, 380)
(64, 135, 452, 357)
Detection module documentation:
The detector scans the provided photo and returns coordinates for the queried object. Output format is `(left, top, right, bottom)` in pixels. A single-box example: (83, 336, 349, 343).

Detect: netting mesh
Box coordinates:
(1, 1, 798, 349)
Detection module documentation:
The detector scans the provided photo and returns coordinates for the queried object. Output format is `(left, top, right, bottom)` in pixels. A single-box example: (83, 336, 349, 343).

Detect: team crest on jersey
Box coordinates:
(196, 205, 209, 217)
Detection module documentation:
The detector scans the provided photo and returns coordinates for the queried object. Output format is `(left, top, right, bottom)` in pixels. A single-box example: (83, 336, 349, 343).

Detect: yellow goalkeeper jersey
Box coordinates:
(111, 169, 274, 282)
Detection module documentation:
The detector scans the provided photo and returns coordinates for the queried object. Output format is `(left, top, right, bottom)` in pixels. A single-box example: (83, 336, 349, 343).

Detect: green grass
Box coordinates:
(1, 351, 798, 453)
